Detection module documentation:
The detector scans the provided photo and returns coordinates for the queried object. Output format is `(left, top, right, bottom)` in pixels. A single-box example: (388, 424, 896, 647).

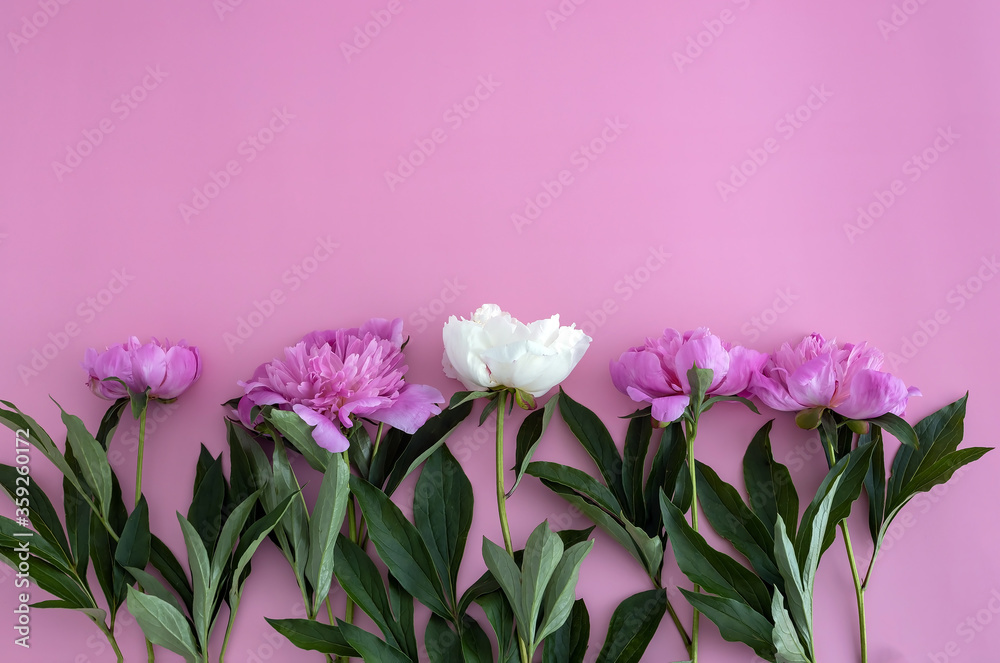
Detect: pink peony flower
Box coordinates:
(83, 337, 201, 401)
(610, 327, 767, 423)
(749, 333, 920, 420)
(238, 318, 444, 453)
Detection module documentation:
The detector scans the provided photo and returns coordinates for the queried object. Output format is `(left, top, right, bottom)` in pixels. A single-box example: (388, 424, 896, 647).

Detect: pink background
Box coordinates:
(2, 0, 999, 661)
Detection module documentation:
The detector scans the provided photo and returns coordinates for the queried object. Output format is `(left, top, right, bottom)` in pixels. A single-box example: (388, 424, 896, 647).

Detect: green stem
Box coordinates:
(820, 430, 868, 663)
(135, 405, 147, 507)
(373, 422, 385, 455)
(653, 576, 693, 655)
(684, 416, 700, 663)
(841, 521, 867, 663)
(147, 637, 155, 662)
(219, 598, 239, 662)
(495, 392, 514, 557)
(495, 392, 530, 663)
(96, 619, 124, 663)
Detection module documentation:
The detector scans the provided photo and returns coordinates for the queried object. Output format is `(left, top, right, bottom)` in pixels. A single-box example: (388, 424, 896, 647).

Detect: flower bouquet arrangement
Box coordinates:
(0, 307, 989, 663)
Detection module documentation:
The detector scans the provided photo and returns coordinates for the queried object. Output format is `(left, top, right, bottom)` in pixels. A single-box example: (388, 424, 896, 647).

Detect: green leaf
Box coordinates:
(449, 391, 495, 409)
(477, 591, 517, 662)
(308, 453, 351, 613)
(643, 421, 686, 536)
(347, 423, 373, 480)
(702, 395, 760, 415)
(543, 599, 589, 663)
(557, 389, 628, 507)
(30, 599, 106, 623)
(126, 586, 199, 662)
(269, 436, 309, 590)
(210, 489, 260, 584)
(536, 540, 593, 646)
(0, 403, 72, 481)
(520, 522, 564, 646)
(866, 412, 918, 449)
(89, 510, 119, 616)
(368, 427, 408, 490)
(0, 549, 95, 610)
(126, 566, 190, 622)
(817, 441, 877, 554)
(425, 615, 463, 663)
(57, 403, 112, 519)
(337, 620, 413, 663)
(479, 394, 501, 426)
(530, 462, 662, 578)
(387, 573, 418, 659)
(680, 590, 776, 661)
(0, 516, 73, 576)
(594, 589, 667, 663)
(150, 535, 194, 614)
(95, 398, 129, 450)
(773, 519, 812, 656)
(863, 427, 886, 547)
(482, 537, 526, 634)
(113, 495, 151, 603)
(350, 475, 451, 618)
(695, 461, 781, 588)
(226, 419, 271, 502)
(772, 589, 811, 663)
(459, 615, 495, 663)
(414, 445, 473, 606)
(383, 402, 474, 496)
(264, 408, 334, 472)
(334, 535, 408, 651)
(743, 420, 799, 541)
(187, 450, 225, 554)
(178, 514, 213, 649)
(64, 455, 90, 579)
(660, 493, 771, 618)
(510, 393, 560, 498)
(129, 389, 148, 421)
(232, 491, 297, 589)
(904, 447, 991, 497)
(265, 617, 359, 656)
(793, 454, 850, 566)
(0, 464, 72, 564)
(621, 414, 652, 523)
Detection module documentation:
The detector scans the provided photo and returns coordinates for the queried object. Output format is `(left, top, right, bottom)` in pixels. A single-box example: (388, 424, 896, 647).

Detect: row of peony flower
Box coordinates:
(1, 304, 986, 663)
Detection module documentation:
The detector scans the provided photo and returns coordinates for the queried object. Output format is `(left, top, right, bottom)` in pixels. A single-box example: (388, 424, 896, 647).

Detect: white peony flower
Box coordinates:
(442, 304, 592, 399)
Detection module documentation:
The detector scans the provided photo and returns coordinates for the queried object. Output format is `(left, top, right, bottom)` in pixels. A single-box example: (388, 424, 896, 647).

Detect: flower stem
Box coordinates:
(684, 416, 700, 663)
(147, 638, 156, 662)
(96, 618, 124, 663)
(821, 430, 868, 663)
(219, 599, 239, 663)
(653, 575, 693, 654)
(345, 493, 358, 627)
(135, 404, 147, 507)
(495, 392, 530, 663)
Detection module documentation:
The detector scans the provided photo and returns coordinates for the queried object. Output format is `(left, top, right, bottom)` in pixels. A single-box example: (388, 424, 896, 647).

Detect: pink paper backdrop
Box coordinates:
(2, 1, 999, 661)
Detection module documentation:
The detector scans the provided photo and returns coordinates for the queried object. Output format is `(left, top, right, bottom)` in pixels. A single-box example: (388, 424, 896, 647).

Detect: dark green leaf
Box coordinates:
(557, 389, 628, 508)
(536, 540, 593, 645)
(232, 491, 297, 588)
(187, 451, 225, 554)
(685, 367, 714, 413)
(64, 445, 90, 578)
(594, 589, 666, 663)
(459, 616, 495, 663)
(334, 535, 408, 651)
(348, 423, 373, 480)
(680, 590, 776, 660)
(0, 549, 95, 610)
(351, 475, 450, 618)
(368, 427, 408, 491)
(510, 393, 560, 498)
(150, 535, 194, 614)
(621, 415, 652, 523)
(388, 573, 418, 660)
(863, 427, 886, 547)
(695, 462, 781, 588)
(526, 462, 623, 515)
(113, 495, 151, 603)
(0, 464, 72, 564)
(867, 412, 919, 449)
(414, 445, 473, 605)
(660, 494, 771, 618)
(888, 395, 967, 504)
(57, 403, 112, 518)
(425, 615, 463, 663)
(89, 509, 119, 615)
(449, 391, 495, 409)
(701, 395, 760, 415)
(479, 395, 501, 426)
(95, 398, 129, 450)
(126, 566, 190, 622)
(543, 599, 589, 663)
(266, 617, 359, 656)
(743, 421, 799, 541)
(477, 591, 517, 661)
(643, 421, 686, 536)
(818, 442, 877, 554)
(264, 408, 333, 473)
(383, 402, 474, 497)
(338, 620, 413, 663)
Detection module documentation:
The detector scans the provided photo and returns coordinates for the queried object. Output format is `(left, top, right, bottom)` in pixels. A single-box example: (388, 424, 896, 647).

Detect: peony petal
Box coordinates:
(835, 369, 914, 420)
(714, 346, 768, 396)
(785, 355, 837, 409)
(359, 318, 405, 347)
(293, 405, 349, 452)
(748, 370, 803, 412)
(130, 343, 168, 394)
(674, 334, 729, 393)
(650, 394, 690, 424)
(153, 346, 199, 400)
(368, 383, 444, 434)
